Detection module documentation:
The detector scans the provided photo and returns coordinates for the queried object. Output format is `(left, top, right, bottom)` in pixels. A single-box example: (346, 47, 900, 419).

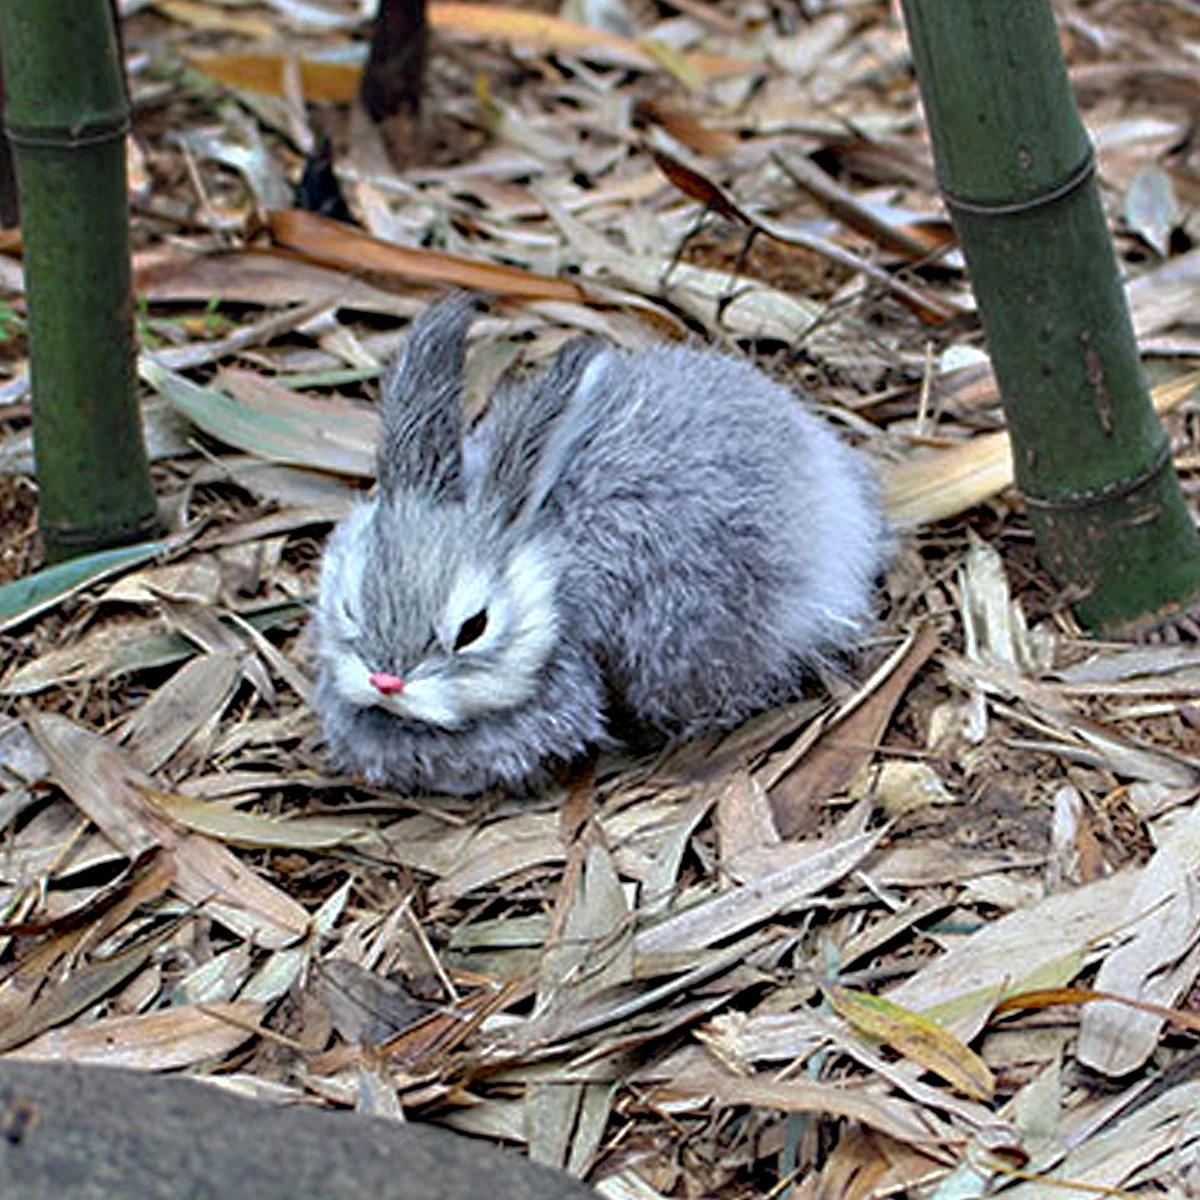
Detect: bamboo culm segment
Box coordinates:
(901, 0, 1200, 633)
(0, 0, 159, 561)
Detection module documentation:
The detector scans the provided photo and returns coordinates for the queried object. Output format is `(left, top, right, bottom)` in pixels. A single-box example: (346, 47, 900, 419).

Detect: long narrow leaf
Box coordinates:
(140, 357, 376, 476)
(0, 538, 177, 633)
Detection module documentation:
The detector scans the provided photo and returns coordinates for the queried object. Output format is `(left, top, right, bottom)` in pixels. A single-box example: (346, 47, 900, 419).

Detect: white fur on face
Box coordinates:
(440, 563, 504, 656)
(319, 520, 560, 728)
(327, 648, 469, 729)
(415, 541, 558, 725)
(380, 675, 467, 728)
(329, 652, 379, 709)
(316, 504, 372, 643)
(435, 539, 559, 719)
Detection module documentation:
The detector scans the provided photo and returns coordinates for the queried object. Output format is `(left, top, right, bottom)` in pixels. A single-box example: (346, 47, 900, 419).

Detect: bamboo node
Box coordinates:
(1019, 438, 1174, 511)
(6, 112, 131, 151)
(943, 149, 1095, 217)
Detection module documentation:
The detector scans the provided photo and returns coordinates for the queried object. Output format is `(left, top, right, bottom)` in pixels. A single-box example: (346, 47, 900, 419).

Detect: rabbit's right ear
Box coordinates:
(376, 296, 475, 500)
(489, 335, 604, 526)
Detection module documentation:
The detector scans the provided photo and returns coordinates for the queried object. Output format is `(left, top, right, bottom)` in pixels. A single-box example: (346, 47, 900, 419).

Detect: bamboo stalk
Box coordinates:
(900, 0, 1200, 634)
(0, 0, 158, 562)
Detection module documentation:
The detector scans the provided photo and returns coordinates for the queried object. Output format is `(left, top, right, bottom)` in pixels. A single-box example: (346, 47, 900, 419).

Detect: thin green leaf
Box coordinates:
(2, 601, 309, 695)
(140, 356, 376, 476)
(825, 984, 996, 1102)
(0, 539, 175, 633)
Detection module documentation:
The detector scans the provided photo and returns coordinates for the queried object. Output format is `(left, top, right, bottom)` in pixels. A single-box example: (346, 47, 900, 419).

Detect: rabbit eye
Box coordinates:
(453, 609, 488, 650)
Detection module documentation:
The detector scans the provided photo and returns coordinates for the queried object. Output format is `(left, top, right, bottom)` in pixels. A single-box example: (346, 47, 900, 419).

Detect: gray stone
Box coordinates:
(0, 1059, 596, 1200)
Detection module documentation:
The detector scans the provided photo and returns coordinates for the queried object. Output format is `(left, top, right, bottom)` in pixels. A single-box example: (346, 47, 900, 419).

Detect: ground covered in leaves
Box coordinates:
(3, 1, 1200, 1197)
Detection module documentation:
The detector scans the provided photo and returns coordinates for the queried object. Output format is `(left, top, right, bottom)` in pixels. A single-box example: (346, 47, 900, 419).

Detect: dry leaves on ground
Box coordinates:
(3, 2, 1200, 1198)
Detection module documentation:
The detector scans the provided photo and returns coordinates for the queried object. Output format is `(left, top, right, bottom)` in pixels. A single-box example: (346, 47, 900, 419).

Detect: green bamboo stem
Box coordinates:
(0, 0, 158, 562)
(901, 0, 1200, 634)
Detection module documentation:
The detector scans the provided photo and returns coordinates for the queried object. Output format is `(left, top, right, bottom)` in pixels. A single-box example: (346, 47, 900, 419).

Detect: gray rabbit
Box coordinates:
(312, 298, 891, 795)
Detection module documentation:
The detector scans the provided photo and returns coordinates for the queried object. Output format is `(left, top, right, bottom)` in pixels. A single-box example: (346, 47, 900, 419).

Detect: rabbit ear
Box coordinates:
(489, 335, 605, 524)
(376, 295, 476, 500)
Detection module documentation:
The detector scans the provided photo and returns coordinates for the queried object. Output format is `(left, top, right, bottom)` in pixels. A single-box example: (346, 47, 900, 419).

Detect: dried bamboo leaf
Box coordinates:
(769, 627, 940, 836)
(758, 1004, 1007, 1140)
(714, 769, 779, 867)
(1076, 805, 1200, 1075)
(167, 831, 311, 950)
(604, 788, 714, 917)
(649, 145, 959, 322)
(954, 656, 1200, 786)
(5, 1000, 266, 1070)
(175, 945, 255, 1006)
(158, 0, 276, 37)
(210, 457, 361, 518)
(866, 845, 1043, 888)
(28, 714, 308, 949)
(121, 651, 244, 773)
(368, 815, 478, 879)
(1054, 642, 1200, 685)
(190, 5, 749, 93)
(99, 559, 224, 607)
(1129, 244, 1200, 338)
(594, 1170, 673, 1200)
(993, 986, 1200, 1033)
(883, 430, 1012, 529)
(135, 249, 417, 315)
(884, 371, 1200, 527)
(810, 1129, 940, 1200)
(268, 209, 589, 302)
(2, 617, 167, 696)
(430, 812, 565, 901)
(28, 714, 161, 863)
(537, 839, 634, 1018)
(0, 919, 183, 1054)
(568, 1081, 618, 1177)
(2, 604, 307, 697)
(536, 186, 820, 339)
(634, 827, 884, 957)
(1124, 166, 1181, 259)
(873, 761, 956, 817)
(242, 881, 353, 1007)
(886, 870, 1141, 1042)
(1000, 1079, 1200, 1200)
(669, 1065, 951, 1149)
(0, 717, 49, 785)
(317, 960, 436, 1047)
(441, 1098, 528, 1144)
(841, 898, 956, 970)
(526, 1081, 583, 1172)
(0, 849, 173, 942)
(220, 368, 379, 464)
(186, 51, 362, 102)
(824, 985, 995, 1102)
(510, 929, 779, 1050)
(141, 788, 374, 851)
(960, 533, 1052, 676)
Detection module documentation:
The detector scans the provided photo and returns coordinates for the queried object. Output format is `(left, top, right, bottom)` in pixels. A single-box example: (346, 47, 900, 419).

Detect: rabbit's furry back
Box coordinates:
(313, 299, 890, 795)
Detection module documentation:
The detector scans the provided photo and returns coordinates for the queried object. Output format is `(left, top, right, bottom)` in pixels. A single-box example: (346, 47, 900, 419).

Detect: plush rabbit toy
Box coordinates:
(313, 298, 890, 795)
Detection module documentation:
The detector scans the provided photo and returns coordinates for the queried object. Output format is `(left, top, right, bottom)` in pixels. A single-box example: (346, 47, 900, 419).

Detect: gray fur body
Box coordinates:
(313, 300, 890, 795)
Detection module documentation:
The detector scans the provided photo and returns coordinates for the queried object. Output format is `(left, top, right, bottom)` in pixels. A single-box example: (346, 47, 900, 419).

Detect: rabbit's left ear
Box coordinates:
(488, 336, 604, 525)
(376, 295, 476, 501)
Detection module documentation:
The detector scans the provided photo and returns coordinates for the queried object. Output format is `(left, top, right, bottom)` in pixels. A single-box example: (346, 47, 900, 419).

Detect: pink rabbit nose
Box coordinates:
(369, 672, 405, 695)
